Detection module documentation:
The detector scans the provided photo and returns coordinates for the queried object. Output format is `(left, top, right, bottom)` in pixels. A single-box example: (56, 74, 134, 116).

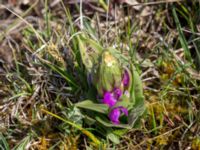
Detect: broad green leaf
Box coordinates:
(113, 129, 128, 136)
(128, 64, 145, 127)
(128, 102, 146, 127)
(107, 133, 120, 144)
(130, 64, 144, 105)
(75, 100, 109, 114)
(96, 116, 131, 129)
(84, 115, 96, 125)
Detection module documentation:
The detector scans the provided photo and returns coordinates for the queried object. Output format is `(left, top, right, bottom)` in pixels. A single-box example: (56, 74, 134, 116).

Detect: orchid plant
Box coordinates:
(75, 34, 145, 130)
(93, 51, 132, 124)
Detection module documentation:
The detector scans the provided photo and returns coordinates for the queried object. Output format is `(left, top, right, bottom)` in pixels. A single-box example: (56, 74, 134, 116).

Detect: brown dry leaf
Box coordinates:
(125, 0, 142, 10)
(0, 45, 14, 70)
(116, 0, 142, 10)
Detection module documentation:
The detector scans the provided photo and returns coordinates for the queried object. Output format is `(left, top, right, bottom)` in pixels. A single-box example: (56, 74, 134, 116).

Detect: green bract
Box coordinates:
(93, 51, 123, 96)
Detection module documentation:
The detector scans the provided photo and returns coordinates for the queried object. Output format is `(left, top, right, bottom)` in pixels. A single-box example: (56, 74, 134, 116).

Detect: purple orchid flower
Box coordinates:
(122, 69, 130, 86)
(99, 68, 131, 124)
(113, 88, 122, 99)
(109, 106, 128, 124)
(102, 91, 117, 107)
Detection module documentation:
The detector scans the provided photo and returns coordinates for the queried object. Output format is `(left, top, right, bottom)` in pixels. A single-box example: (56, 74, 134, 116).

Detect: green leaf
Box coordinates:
(77, 35, 93, 72)
(107, 133, 120, 144)
(128, 64, 146, 127)
(107, 47, 129, 66)
(81, 36, 104, 53)
(80, 35, 104, 67)
(113, 129, 128, 136)
(65, 106, 84, 126)
(128, 102, 146, 127)
(131, 65, 144, 105)
(96, 116, 131, 129)
(114, 96, 131, 109)
(83, 19, 98, 40)
(84, 115, 97, 125)
(75, 100, 109, 114)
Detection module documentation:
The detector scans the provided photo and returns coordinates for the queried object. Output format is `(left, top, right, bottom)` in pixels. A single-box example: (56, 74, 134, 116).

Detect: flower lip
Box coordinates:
(102, 91, 117, 107)
(109, 106, 128, 124)
(109, 108, 120, 124)
(118, 106, 128, 116)
(113, 88, 122, 99)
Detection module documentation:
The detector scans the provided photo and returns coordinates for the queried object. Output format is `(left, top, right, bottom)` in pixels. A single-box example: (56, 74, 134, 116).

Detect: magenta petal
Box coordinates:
(118, 106, 128, 116)
(113, 88, 122, 99)
(109, 107, 129, 124)
(122, 69, 130, 86)
(102, 92, 117, 107)
(109, 108, 120, 124)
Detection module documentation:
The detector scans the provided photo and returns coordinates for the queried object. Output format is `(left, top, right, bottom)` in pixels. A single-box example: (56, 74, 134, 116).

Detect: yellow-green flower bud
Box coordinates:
(93, 50, 122, 96)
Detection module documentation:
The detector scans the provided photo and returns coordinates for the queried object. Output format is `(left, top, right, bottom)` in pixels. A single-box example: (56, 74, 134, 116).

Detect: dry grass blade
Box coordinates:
(127, 0, 185, 6)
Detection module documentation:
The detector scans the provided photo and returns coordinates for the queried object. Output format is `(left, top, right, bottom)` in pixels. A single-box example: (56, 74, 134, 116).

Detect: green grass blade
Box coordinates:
(172, 6, 192, 62)
(17, 75, 33, 93)
(45, 62, 78, 89)
(13, 135, 31, 150)
(0, 133, 10, 150)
